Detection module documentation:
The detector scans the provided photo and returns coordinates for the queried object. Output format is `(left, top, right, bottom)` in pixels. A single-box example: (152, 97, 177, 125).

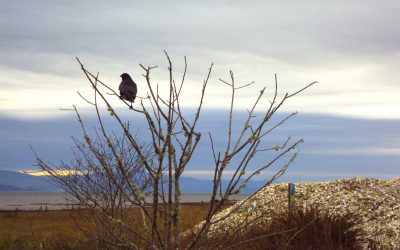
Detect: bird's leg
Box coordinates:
(129, 102, 133, 110)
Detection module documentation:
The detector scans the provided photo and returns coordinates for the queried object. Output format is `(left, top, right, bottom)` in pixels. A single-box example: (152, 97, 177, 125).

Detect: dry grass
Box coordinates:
(0, 205, 365, 249)
(0, 203, 230, 249)
(0, 209, 89, 249)
(183, 207, 365, 250)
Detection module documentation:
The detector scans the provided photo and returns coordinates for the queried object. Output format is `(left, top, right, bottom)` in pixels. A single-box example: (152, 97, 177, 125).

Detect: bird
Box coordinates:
(119, 73, 137, 106)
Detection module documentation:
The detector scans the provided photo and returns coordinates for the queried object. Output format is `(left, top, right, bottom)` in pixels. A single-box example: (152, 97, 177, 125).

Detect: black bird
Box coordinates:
(119, 73, 137, 104)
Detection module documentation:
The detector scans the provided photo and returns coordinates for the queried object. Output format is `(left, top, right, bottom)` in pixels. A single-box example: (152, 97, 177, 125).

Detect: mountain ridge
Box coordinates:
(0, 170, 264, 194)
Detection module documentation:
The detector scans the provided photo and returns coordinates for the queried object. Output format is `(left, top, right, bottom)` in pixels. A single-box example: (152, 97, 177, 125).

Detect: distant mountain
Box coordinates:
(0, 170, 265, 194)
(0, 170, 61, 191)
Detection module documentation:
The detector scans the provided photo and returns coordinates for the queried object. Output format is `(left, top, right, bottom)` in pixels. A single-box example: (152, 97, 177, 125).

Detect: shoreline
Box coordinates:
(0, 200, 240, 212)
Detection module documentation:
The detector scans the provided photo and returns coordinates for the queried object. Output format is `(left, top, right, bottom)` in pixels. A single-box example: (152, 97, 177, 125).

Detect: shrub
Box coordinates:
(193, 207, 364, 250)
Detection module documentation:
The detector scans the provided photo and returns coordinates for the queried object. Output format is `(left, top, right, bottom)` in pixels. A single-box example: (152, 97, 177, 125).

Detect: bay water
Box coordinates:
(0, 192, 248, 210)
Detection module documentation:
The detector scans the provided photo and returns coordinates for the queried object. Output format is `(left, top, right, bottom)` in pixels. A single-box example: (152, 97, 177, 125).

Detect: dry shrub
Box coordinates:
(189, 207, 364, 250)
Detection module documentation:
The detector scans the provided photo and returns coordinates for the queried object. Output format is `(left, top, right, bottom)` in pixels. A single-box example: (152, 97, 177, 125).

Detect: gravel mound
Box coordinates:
(200, 177, 400, 249)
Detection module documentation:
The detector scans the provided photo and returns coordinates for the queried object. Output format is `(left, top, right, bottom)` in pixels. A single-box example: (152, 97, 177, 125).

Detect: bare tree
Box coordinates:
(34, 115, 153, 248)
(35, 51, 315, 249)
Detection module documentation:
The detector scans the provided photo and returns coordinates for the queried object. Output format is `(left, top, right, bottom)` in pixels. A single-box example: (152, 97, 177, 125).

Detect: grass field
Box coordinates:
(0, 204, 365, 249)
(0, 209, 88, 249)
(0, 203, 227, 249)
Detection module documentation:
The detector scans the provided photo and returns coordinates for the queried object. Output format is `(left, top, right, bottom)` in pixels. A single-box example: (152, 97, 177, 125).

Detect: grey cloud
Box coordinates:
(1, 0, 400, 76)
(1, 0, 400, 121)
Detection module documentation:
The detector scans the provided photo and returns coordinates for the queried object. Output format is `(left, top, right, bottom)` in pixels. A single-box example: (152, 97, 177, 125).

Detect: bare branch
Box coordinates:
(224, 228, 296, 250)
(77, 91, 95, 106)
(234, 81, 254, 90)
(287, 81, 318, 98)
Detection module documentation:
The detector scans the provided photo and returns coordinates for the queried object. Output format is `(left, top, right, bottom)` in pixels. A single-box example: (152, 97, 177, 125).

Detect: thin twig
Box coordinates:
(224, 228, 296, 249)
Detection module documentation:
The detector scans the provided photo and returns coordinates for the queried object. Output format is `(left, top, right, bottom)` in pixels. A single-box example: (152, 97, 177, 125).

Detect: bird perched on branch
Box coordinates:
(119, 73, 137, 105)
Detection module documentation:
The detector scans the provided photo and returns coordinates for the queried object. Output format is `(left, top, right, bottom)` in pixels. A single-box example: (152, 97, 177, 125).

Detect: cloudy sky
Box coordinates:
(0, 1, 399, 181)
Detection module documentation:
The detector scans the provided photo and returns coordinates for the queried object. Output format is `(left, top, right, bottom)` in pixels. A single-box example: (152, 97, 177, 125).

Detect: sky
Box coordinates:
(0, 1, 399, 181)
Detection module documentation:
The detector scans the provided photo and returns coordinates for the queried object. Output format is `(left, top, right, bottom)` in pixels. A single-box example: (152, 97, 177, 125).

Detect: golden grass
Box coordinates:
(0, 210, 86, 249)
(0, 204, 365, 249)
(0, 203, 230, 249)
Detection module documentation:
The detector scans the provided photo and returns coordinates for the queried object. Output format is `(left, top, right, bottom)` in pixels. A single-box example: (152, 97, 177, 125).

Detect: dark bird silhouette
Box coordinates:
(119, 73, 137, 104)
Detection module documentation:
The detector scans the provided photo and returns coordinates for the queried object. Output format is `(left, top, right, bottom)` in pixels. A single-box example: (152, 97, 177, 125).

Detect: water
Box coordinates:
(0, 192, 248, 210)
(0, 192, 70, 210)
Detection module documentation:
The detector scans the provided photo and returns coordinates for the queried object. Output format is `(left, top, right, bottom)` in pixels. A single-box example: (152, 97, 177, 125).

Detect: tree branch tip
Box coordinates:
(75, 57, 84, 67)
